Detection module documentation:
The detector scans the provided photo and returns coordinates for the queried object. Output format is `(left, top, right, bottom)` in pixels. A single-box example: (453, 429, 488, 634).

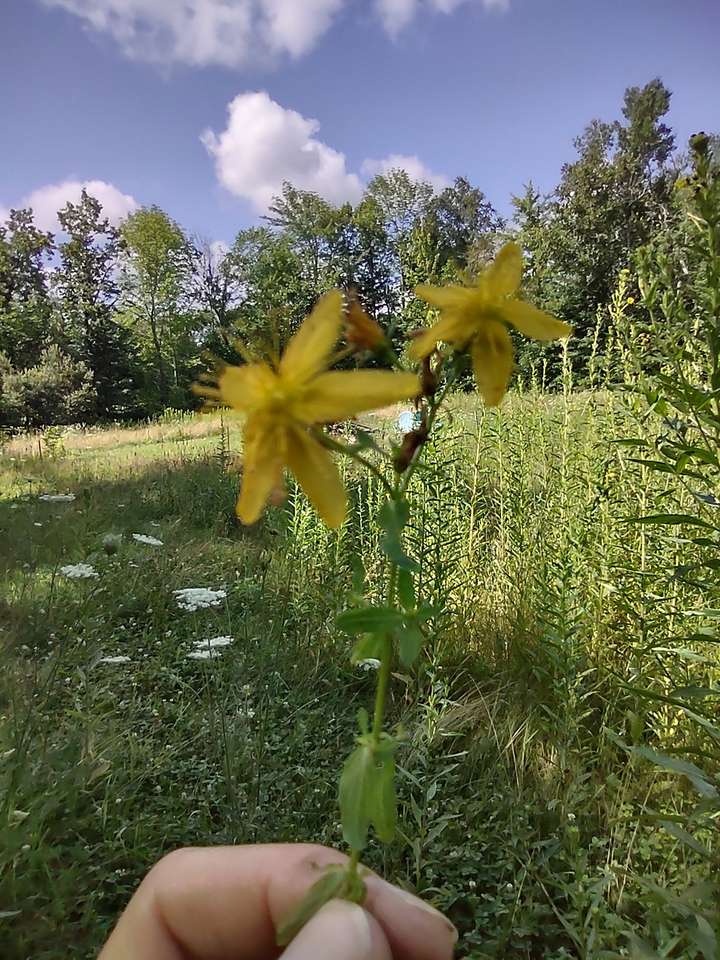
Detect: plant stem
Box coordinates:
(314, 430, 394, 495)
(371, 564, 398, 743)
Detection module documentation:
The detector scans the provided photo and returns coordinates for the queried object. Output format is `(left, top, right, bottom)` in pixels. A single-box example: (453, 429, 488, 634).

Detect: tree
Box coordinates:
(430, 176, 503, 272)
(222, 227, 308, 353)
(0, 209, 54, 368)
(187, 239, 243, 340)
(265, 184, 339, 303)
(514, 79, 677, 378)
(120, 206, 190, 407)
(53, 190, 135, 419)
(0, 344, 92, 429)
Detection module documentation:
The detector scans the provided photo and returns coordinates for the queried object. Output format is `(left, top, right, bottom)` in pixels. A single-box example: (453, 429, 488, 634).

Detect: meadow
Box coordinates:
(0, 391, 718, 959)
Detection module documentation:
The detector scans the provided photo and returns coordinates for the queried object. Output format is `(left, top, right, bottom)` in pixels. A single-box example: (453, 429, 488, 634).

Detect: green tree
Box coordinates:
(53, 190, 135, 420)
(120, 206, 191, 407)
(222, 226, 308, 353)
(514, 78, 677, 379)
(0, 344, 93, 429)
(0, 209, 54, 368)
(430, 176, 503, 272)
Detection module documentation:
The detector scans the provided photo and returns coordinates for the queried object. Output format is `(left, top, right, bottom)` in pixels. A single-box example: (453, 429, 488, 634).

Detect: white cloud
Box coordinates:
(375, 0, 508, 35)
(202, 91, 363, 212)
(0, 206, 10, 226)
(362, 154, 450, 191)
(7, 180, 138, 233)
(41, 0, 344, 68)
(375, 0, 419, 34)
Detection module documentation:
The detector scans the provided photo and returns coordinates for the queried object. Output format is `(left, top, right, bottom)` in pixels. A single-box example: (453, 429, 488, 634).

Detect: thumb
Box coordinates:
(282, 900, 392, 960)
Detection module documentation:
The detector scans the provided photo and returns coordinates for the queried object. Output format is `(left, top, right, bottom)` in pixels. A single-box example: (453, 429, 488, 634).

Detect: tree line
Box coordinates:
(0, 78, 711, 429)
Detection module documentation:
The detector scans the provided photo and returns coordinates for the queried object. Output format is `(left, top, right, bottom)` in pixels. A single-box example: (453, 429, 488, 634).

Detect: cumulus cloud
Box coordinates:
(41, 0, 344, 68)
(202, 92, 363, 212)
(0, 206, 10, 226)
(362, 154, 450, 191)
(9, 179, 139, 232)
(376, 0, 508, 35)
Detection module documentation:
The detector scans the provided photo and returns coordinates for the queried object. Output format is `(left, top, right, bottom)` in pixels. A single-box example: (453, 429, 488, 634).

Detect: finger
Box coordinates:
(282, 900, 391, 960)
(99, 844, 456, 960)
(364, 875, 458, 960)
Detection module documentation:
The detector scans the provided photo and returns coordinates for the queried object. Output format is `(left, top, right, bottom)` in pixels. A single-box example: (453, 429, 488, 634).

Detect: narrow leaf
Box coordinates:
(337, 606, 404, 635)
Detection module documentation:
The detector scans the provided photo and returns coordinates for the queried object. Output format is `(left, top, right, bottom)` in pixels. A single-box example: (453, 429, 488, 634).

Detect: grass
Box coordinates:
(0, 393, 717, 959)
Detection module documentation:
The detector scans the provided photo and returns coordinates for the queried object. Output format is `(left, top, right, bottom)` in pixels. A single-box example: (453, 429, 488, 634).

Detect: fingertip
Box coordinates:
(282, 901, 391, 960)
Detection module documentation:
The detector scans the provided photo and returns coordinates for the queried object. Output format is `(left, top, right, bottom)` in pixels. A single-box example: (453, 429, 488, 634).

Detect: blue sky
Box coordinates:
(1, 0, 718, 243)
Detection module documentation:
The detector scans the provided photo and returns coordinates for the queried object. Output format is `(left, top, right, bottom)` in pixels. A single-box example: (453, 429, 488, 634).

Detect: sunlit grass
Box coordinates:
(0, 395, 716, 959)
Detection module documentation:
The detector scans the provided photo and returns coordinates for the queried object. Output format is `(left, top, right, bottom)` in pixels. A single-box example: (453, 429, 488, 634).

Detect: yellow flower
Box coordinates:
(199, 290, 419, 528)
(410, 243, 571, 406)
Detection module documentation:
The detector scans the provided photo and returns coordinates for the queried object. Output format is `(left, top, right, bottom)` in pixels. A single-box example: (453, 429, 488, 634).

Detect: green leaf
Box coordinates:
(339, 743, 374, 851)
(276, 866, 348, 946)
(630, 745, 718, 798)
(378, 499, 419, 572)
(378, 497, 409, 533)
(658, 820, 712, 857)
(339, 736, 398, 851)
(397, 569, 416, 610)
(351, 634, 385, 663)
(369, 736, 398, 842)
(399, 623, 424, 668)
(651, 646, 713, 664)
(624, 513, 716, 530)
(672, 686, 720, 699)
(337, 606, 404, 635)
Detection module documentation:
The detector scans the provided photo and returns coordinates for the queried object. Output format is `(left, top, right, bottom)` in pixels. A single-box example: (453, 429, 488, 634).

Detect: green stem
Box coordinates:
(315, 430, 394, 495)
(371, 564, 398, 743)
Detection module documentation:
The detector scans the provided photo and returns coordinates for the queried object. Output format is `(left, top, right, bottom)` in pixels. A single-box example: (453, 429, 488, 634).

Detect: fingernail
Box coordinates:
(283, 900, 374, 959)
(384, 885, 458, 943)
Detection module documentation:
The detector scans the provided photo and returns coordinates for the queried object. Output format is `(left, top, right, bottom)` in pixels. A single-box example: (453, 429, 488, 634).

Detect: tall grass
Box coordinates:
(0, 395, 716, 959)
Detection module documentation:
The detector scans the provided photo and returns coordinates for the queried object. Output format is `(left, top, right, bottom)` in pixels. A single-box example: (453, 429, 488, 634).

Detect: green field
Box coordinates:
(1, 395, 717, 959)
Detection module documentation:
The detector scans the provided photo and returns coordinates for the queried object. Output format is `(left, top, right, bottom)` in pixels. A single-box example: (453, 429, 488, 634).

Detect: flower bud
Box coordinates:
(344, 298, 387, 352)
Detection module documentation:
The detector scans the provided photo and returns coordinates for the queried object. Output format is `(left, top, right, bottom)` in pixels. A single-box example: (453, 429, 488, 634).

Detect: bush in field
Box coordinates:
(0, 344, 93, 429)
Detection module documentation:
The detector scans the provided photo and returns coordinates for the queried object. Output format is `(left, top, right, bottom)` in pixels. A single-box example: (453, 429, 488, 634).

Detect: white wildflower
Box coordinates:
(33, 522, 43, 527)
(357, 658, 381, 671)
(174, 587, 226, 611)
(193, 636, 234, 651)
(59, 563, 99, 580)
(39, 494, 76, 502)
(98, 656, 131, 664)
(132, 534, 163, 546)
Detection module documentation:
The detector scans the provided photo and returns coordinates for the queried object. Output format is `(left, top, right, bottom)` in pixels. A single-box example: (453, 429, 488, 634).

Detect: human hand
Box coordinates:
(99, 843, 458, 959)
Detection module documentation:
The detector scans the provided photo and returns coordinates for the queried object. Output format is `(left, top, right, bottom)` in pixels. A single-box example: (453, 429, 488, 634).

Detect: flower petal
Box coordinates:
(218, 362, 277, 412)
(501, 301, 572, 341)
(409, 311, 476, 360)
(294, 371, 419, 423)
(414, 284, 476, 311)
(285, 427, 347, 528)
(470, 320, 514, 407)
(483, 242, 522, 299)
(236, 417, 286, 524)
(279, 289, 344, 384)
